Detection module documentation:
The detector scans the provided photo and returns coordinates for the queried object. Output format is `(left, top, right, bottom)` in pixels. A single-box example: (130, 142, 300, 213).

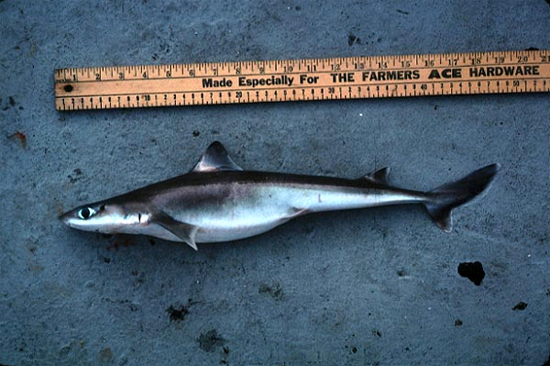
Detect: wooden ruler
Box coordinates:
(55, 50, 550, 111)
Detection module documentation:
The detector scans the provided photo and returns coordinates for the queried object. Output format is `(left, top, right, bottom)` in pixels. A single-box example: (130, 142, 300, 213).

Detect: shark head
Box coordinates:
(60, 199, 197, 249)
(59, 201, 147, 235)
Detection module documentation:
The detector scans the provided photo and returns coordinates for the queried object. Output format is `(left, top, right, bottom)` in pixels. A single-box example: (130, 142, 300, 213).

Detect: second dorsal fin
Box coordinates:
(361, 167, 390, 184)
(191, 141, 243, 173)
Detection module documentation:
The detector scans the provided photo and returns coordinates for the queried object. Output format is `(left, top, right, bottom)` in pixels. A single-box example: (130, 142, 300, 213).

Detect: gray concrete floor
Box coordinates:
(1, 1, 550, 365)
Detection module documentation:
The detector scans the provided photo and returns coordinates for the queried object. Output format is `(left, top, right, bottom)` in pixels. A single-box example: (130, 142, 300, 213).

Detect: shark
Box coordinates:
(60, 141, 498, 250)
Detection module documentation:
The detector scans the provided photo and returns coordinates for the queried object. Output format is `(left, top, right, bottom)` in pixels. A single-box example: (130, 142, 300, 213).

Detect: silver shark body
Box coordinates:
(60, 142, 498, 250)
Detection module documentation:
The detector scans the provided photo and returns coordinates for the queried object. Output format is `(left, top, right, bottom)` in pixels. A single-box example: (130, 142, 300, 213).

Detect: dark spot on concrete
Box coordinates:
(396, 9, 409, 15)
(103, 256, 111, 263)
(98, 347, 113, 363)
(348, 33, 357, 46)
(68, 170, 81, 183)
(167, 304, 188, 321)
(458, 261, 485, 286)
(397, 269, 407, 277)
(193, 130, 200, 137)
(351, 347, 357, 353)
(295, 5, 301, 11)
(105, 236, 134, 250)
(222, 346, 230, 354)
(455, 319, 463, 326)
(512, 301, 528, 311)
(259, 282, 284, 300)
(8, 131, 26, 148)
(434, 105, 438, 110)
(9, 96, 15, 106)
(372, 329, 382, 337)
(198, 329, 226, 352)
(149, 238, 156, 246)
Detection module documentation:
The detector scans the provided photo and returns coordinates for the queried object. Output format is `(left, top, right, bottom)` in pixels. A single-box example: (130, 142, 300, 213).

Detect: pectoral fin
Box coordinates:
(152, 212, 199, 250)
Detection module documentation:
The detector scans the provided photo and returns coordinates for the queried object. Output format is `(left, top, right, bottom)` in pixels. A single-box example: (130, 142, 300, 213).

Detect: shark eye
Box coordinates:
(78, 207, 96, 220)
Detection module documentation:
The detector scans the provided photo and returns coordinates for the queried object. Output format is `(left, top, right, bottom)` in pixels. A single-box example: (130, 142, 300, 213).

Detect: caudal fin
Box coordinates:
(424, 164, 498, 232)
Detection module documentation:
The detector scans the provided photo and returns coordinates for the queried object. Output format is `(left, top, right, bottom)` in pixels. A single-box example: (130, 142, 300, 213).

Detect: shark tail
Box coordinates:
(424, 164, 498, 232)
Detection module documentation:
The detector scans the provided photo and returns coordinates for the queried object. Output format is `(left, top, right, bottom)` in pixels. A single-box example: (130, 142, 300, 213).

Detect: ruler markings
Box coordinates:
(55, 50, 550, 110)
(58, 77, 545, 97)
(57, 59, 545, 83)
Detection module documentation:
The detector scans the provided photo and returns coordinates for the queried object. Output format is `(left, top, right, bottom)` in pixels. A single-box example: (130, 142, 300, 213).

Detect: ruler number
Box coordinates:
(425, 60, 434, 67)
(493, 56, 505, 64)
(471, 58, 481, 65)
(332, 64, 341, 71)
(401, 60, 411, 67)
(377, 61, 388, 69)
(189, 69, 195, 77)
(448, 58, 458, 66)
(95, 73, 101, 81)
(236, 91, 242, 98)
(166, 70, 172, 78)
(517, 56, 528, 63)
(283, 65, 293, 72)
(142, 72, 148, 79)
(118, 72, 125, 80)
(354, 63, 365, 70)
(307, 64, 317, 72)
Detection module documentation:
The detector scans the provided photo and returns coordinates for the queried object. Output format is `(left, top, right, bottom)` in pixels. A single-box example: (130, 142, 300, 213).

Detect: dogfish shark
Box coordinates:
(60, 141, 498, 250)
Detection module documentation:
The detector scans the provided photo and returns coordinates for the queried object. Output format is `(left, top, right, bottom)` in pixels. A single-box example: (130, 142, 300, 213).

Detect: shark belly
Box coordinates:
(167, 184, 305, 243)
(154, 182, 420, 243)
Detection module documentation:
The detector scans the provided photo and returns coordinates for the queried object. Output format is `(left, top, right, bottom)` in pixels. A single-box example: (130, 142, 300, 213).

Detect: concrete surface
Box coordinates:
(1, 1, 549, 365)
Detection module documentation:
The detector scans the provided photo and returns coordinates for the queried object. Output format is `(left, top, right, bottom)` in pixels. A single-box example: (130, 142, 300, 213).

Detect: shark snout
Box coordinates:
(59, 210, 75, 227)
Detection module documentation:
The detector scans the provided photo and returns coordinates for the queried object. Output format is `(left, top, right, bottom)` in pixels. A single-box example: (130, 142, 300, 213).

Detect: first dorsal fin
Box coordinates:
(361, 167, 390, 184)
(191, 141, 243, 173)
